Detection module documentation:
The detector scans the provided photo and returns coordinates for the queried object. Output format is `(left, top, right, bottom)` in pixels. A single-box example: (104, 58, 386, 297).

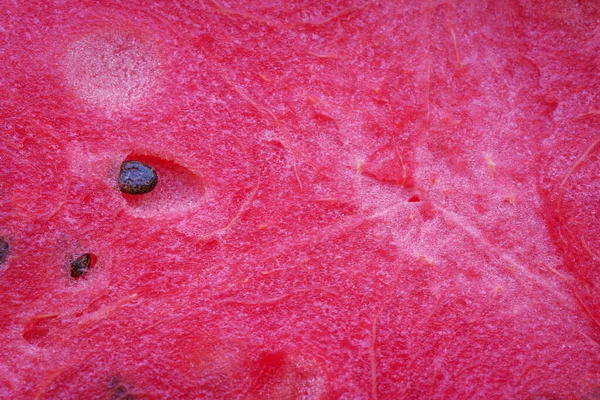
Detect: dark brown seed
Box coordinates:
(119, 160, 158, 195)
(0, 238, 8, 265)
(109, 376, 136, 400)
(70, 253, 92, 278)
(111, 384, 134, 400)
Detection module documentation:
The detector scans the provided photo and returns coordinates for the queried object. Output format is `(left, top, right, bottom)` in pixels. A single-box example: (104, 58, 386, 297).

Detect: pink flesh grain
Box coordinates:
(1, 1, 600, 399)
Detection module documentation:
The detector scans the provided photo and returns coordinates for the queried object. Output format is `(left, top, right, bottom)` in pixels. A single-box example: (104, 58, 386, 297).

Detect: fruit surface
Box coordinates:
(1, 1, 600, 399)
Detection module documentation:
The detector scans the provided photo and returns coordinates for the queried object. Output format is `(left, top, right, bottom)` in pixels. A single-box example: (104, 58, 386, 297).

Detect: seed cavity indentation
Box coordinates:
(119, 153, 208, 217)
(119, 160, 158, 195)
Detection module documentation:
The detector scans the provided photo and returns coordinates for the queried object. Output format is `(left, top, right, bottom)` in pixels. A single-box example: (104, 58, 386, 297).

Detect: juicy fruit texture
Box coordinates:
(1, 0, 600, 399)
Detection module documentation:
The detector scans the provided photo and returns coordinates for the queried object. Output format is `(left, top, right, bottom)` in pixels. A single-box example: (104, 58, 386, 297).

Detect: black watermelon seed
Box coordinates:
(119, 160, 158, 195)
(70, 253, 92, 278)
(0, 238, 8, 265)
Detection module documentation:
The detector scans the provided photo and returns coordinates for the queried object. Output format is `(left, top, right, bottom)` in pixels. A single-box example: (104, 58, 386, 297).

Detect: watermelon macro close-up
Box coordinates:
(2, 0, 600, 398)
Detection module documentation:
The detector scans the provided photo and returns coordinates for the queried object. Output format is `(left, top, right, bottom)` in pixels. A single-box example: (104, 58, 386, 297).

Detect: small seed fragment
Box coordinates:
(70, 253, 92, 278)
(0, 238, 8, 265)
(119, 160, 158, 195)
(108, 376, 136, 400)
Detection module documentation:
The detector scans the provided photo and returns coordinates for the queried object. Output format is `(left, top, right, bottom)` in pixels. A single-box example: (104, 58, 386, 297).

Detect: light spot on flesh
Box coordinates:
(485, 155, 497, 176)
(63, 28, 159, 111)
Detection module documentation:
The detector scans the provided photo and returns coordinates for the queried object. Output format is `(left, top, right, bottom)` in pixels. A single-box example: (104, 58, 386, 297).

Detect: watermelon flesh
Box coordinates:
(1, 0, 600, 398)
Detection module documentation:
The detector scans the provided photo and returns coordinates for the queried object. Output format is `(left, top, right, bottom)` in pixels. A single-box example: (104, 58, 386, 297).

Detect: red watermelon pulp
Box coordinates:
(1, 1, 600, 398)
